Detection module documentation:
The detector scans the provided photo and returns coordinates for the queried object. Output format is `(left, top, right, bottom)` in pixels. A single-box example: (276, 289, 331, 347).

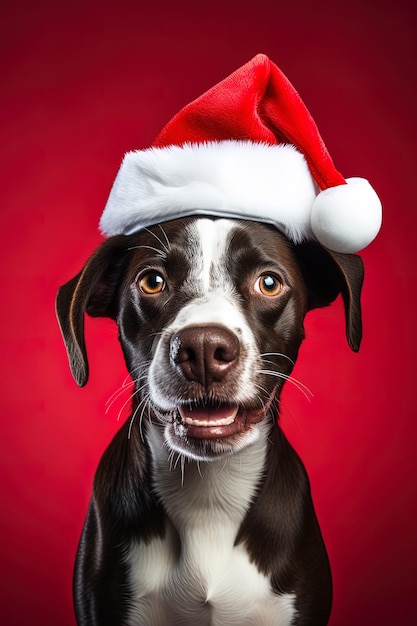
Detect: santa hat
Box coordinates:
(100, 54, 381, 253)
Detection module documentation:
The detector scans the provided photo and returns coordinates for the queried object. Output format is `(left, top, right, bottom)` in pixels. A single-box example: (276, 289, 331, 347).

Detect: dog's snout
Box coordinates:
(171, 326, 240, 387)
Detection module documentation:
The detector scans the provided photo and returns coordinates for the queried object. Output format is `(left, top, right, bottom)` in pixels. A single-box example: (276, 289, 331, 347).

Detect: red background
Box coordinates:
(1, 1, 416, 624)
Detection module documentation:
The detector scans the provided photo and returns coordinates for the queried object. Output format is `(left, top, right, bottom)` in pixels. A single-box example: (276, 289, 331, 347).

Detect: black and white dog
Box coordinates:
(57, 216, 363, 625)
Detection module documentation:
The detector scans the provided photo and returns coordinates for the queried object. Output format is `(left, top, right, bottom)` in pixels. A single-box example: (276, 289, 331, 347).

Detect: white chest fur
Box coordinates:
(126, 423, 296, 625)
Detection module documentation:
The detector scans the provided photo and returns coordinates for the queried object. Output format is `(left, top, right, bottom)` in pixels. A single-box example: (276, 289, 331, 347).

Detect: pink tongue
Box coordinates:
(180, 405, 236, 422)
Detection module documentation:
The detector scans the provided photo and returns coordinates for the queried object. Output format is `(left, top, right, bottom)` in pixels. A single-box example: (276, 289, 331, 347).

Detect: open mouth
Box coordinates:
(177, 401, 265, 440)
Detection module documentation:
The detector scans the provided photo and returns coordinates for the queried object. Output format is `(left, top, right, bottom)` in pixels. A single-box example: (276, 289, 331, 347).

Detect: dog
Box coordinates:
(57, 215, 363, 625)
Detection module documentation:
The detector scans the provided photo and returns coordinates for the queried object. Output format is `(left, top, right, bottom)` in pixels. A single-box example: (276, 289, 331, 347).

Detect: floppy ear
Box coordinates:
(56, 236, 129, 387)
(294, 241, 364, 352)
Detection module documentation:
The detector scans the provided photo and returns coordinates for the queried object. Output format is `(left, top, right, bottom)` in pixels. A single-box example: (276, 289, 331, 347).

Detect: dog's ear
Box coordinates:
(56, 236, 129, 387)
(294, 241, 364, 352)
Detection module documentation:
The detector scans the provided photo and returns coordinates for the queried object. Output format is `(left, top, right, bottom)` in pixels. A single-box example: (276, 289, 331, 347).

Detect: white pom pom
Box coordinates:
(311, 177, 382, 253)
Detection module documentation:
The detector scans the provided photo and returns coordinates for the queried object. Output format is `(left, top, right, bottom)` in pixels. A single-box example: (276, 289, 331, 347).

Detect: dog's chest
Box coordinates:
(125, 426, 296, 626)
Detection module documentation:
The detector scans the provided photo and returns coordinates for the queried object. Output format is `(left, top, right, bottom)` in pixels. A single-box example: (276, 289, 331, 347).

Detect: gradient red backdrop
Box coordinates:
(2, 1, 416, 624)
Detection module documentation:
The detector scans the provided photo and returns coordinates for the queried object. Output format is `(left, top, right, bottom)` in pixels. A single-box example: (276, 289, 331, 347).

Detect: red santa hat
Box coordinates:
(100, 54, 382, 253)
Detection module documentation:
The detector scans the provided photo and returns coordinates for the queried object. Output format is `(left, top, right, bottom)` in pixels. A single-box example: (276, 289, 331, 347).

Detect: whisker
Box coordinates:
(105, 370, 137, 404)
(269, 396, 280, 425)
(259, 369, 313, 401)
(104, 363, 151, 414)
(254, 391, 266, 408)
(116, 382, 149, 422)
(260, 352, 295, 367)
(278, 395, 305, 434)
(168, 449, 176, 471)
(180, 455, 186, 487)
(105, 380, 135, 413)
(157, 224, 172, 251)
(253, 381, 270, 398)
(128, 394, 150, 440)
(144, 227, 170, 256)
(173, 452, 182, 471)
(137, 396, 151, 441)
(262, 359, 286, 368)
(127, 244, 166, 258)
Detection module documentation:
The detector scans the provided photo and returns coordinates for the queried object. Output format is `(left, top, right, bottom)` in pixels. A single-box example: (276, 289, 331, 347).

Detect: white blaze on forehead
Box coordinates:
(174, 218, 251, 339)
(174, 218, 250, 338)
(192, 218, 235, 291)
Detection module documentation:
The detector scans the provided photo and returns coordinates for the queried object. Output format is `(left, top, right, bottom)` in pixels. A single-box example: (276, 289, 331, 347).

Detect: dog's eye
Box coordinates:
(255, 273, 282, 297)
(137, 271, 166, 294)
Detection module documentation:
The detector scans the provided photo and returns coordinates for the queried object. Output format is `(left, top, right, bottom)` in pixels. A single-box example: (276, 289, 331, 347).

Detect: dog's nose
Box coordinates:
(171, 325, 240, 387)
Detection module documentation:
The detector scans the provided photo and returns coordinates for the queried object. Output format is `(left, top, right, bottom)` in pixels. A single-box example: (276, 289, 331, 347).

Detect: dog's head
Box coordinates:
(57, 217, 363, 461)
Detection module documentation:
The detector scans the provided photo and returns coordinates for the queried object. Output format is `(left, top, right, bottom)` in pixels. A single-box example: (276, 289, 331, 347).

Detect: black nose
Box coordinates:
(171, 325, 240, 387)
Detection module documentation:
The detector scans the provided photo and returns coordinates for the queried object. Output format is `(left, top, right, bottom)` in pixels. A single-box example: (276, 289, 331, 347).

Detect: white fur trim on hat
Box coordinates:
(99, 140, 382, 253)
(100, 141, 317, 244)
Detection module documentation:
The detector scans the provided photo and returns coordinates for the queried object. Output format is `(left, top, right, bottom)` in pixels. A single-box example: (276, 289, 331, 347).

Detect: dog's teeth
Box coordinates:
(179, 405, 238, 427)
(183, 415, 236, 427)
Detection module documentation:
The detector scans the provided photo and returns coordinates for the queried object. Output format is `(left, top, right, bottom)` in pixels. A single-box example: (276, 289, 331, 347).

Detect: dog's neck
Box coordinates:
(146, 420, 271, 534)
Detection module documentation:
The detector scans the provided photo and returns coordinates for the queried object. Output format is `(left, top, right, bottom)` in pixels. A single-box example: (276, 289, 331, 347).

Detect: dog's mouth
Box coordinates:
(150, 396, 275, 461)
(176, 401, 265, 440)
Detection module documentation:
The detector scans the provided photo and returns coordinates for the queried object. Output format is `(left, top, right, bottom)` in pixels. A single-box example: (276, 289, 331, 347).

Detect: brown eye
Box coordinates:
(138, 271, 166, 294)
(255, 274, 282, 297)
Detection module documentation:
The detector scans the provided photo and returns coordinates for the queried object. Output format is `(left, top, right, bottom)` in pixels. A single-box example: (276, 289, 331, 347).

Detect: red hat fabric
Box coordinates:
(153, 54, 346, 190)
(100, 54, 382, 252)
